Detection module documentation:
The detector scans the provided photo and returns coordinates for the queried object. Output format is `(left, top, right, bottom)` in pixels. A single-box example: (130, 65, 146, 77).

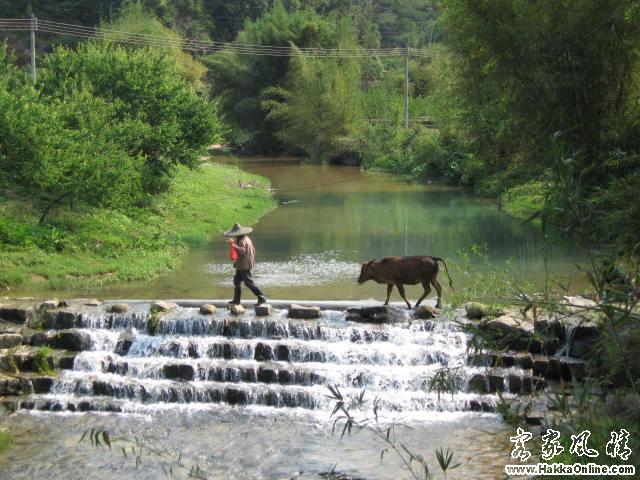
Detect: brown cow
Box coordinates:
(357, 256, 453, 309)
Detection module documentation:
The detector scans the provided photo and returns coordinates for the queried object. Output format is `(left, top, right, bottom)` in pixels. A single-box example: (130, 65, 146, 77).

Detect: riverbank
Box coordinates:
(500, 180, 545, 224)
(0, 163, 275, 292)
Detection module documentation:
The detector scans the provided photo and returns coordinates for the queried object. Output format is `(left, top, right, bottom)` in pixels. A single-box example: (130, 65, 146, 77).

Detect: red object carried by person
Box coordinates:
(229, 241, 238, 261)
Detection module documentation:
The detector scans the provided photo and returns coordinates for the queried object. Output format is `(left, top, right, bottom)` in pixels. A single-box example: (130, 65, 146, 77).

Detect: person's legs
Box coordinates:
(243, 270, 267, 304)
(230, 270, 243, 304)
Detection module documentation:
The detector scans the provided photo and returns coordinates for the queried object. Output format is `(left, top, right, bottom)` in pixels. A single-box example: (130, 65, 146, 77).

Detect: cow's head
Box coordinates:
(357, 260, 376, 284)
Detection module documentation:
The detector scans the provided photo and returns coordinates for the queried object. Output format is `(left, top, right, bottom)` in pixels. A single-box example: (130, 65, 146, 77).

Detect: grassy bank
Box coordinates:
(500, 180, 546, 224)
(0, 163, 275, 291)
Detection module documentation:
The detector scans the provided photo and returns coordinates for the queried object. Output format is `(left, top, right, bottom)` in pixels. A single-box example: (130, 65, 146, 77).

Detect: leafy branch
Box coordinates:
(325, 385, 462, 480)
(80, 428, 207, 479)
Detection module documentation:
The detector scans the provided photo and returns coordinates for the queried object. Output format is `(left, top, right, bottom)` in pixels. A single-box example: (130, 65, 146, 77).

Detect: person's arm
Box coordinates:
(232, 238, 248, 255)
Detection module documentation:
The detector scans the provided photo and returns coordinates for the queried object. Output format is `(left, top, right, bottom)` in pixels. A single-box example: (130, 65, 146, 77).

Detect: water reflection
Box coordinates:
(19, 157, 585, 300)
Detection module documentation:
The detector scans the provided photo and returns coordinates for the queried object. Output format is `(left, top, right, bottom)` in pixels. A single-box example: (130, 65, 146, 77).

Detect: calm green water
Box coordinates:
(56, 156, 584, 302)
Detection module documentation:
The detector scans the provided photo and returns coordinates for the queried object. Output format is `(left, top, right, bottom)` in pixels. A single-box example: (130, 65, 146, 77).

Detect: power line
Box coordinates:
(0, 17, 456, 58)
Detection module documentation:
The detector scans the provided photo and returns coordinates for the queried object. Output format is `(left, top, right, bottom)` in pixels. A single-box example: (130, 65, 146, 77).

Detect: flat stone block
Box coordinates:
(289, 304, 321, 319)
(255, 304, 274, 316)
(107, 303, 131, 314)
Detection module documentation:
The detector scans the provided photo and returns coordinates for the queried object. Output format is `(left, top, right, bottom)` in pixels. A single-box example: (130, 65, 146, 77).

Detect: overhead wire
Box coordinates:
(0, 17, 457, 59)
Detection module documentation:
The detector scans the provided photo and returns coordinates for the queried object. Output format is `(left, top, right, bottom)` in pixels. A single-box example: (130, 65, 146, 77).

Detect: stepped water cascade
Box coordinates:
(3, 300, 555, 478)
(14, 303, 535, 416)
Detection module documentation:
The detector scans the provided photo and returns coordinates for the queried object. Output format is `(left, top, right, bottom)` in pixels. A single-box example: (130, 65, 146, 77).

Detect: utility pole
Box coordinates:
(30, 15, 37, 83)
(404, 45, 409, 129)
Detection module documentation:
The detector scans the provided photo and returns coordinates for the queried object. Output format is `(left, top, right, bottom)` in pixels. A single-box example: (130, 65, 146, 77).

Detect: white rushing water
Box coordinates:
(17, 305, 519, 417)
(3, 304, 521, 479)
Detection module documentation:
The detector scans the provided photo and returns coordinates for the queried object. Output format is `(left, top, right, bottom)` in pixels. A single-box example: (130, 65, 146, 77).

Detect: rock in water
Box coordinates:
(114, 330, 135, 356)
(464, 302, 486, 320)
(0, 300, 36, 323)
(254, 342, 274, 361)
(468, 373, 488, 393)
(569, 322, 600, 358)
(152, 301, 178, 313)
(255, 304, 274, 317)
(40, 299, 60, 309)
(84, 299, 102, 307)
(0, 333, 22, 349)
(51, 329, 91, 351)
(413, 305, 438, 319)
(108, 303, 131, 314)
(230, 304, 245, 315)
(289, 304, 321, 319)
(162, 364, 195, 381)
(346, 306, 404, 324)
(199, 304, 216, 315)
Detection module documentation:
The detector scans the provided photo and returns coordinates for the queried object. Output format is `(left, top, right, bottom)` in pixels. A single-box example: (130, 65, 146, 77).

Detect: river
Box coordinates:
(1, 157, 583, 479)
(56, 155, 584, 301)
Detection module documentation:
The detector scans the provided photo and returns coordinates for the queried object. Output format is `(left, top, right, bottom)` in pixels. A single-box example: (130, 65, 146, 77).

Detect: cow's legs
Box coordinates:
(384, 284, 393, 305)
(396, 284, 412, 309)
(432, 279, 443, 308)
(414, 280, 432, 309)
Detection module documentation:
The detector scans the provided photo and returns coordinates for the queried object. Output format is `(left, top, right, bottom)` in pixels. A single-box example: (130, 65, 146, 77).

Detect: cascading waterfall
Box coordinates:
(18, 305, 527, 419)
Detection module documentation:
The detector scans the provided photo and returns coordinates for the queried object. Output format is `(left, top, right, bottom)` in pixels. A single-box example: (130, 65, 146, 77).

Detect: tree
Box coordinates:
(102, 0, 208, 89)
(263, 45, 363, 163)
(433, 0, 640, 190)
(209, 0, 340, 153)
(0, 47, 141, 221)
(40, 41, 222, 194)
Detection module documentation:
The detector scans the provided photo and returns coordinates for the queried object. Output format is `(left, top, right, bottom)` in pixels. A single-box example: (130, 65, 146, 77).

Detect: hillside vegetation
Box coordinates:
(1, 0, 639, 259)
(0, 3, 274, 290)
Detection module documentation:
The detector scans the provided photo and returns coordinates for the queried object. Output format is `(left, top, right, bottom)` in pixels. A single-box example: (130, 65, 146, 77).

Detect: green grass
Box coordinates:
(0, 432, 11, 454)
(0, 162, 275, 291)
(34, 346, 54, 374)
(501, 180, 546, 223)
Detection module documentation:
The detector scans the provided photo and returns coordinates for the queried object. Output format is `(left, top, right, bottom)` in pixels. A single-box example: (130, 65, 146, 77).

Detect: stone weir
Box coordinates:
(0, 298, 592, 421)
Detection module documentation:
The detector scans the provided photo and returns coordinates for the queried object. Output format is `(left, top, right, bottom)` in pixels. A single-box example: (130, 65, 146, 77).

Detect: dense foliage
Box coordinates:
(0, 38, 221, 222)
(431, 0, 640, 250)
(209, 1, 342, 152)
(1, 0, 639, 249)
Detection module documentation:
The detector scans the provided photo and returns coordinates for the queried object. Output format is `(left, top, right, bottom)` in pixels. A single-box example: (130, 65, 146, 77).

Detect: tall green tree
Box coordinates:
(208, 0, 340, 152)
(433, 0, 640, 190)
(262, 22, 363, 163)
(101, 0, 208, 89)
(40, 41, 221, 194)
(0, 45, 141, 221)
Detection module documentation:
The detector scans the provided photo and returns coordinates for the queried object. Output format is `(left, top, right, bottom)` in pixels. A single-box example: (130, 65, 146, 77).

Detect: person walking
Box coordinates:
(224, 223, 267, 306)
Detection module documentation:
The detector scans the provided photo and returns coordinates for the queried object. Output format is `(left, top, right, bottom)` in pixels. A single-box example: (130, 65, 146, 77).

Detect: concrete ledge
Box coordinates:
(103, 299, 425, 311)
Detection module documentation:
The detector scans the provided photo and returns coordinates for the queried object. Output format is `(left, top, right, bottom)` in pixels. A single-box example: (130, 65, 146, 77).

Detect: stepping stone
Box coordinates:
(115, 330, 135, 356)
(162, 364, 195, 381)
(230, 304, 245, 315)
(289, 304, 320, 319)
(51, 329, 91, 351)
(255, 304, 274, 316)
(413, 305, 438, 319)
(40, 299, 61, 309)
(346, 306, 404, 323)
(199, 304, 216, 315)
(464, 302, 486, 319)
(0, 301, 36, 323)
(152, 301, 178, 313)
(108, 303, 131, 314)
(0, 333, 22, 349)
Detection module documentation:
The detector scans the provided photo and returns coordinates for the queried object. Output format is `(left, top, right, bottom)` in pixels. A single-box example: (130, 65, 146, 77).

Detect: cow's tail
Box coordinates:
(433, 257, 453, 290)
